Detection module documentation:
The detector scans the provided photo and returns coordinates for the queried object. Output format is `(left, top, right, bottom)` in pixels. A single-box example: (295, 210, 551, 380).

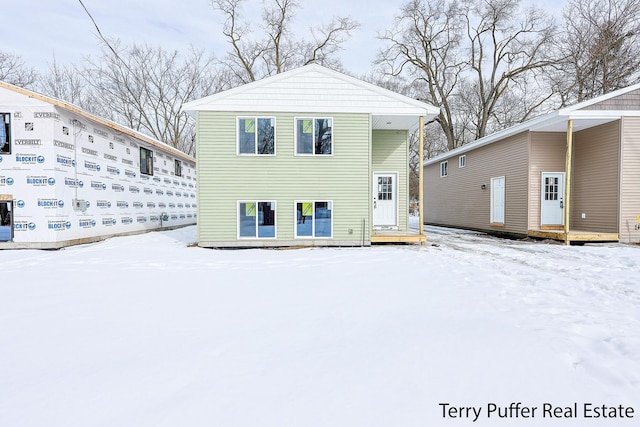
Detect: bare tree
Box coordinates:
(461, 0, 556, 140)
(38, 58, 94, 111)
(80, 42, 224, 155)
(211, 0, 359, 84)
(552, 0, 640, 104)
(377, 0, 464, 150)
(377, 0, 556, 150)
(0, 50, 39, 88)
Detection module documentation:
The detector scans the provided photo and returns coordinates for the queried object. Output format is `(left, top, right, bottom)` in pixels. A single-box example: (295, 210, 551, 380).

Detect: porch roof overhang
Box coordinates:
(424, 82, 640, 166)
(424, 109, 633, 166)
(531, 109, 639, 132)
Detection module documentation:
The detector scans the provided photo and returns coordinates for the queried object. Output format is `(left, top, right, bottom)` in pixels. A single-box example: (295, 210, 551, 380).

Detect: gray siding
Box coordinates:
(196, 111, 372, 246)
(582, 89, 640, 111)
(424, 132, 529, 235)
(528, 132, 566, 229)
(372, 130, 408, 231)
(620, 117, 640, 243)
(571, 121, 620, 232)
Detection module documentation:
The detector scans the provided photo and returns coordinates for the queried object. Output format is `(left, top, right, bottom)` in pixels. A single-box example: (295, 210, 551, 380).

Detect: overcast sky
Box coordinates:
(2, 0, 564, 79)
(1, 0, 403, 77)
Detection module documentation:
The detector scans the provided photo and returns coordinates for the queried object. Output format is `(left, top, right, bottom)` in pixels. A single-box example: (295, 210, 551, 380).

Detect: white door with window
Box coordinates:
(373, 172, 397, 228)
(491, 176, 505, 224)
(541, 172, 565, 226)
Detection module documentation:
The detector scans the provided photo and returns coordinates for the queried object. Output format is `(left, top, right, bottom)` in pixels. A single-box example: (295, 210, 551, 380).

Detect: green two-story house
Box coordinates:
(182, 64, 438, 247)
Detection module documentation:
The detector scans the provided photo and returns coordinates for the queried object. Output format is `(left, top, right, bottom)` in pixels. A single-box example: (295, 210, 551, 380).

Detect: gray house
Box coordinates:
(183, 64, 439, 247)
(423, 84, 640, 244)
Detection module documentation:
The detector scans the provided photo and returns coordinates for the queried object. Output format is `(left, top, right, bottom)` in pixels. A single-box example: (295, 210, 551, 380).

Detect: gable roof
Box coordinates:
(424, 83, 640, 166)
(182, 64, 439, 130)
(0, 80, 195, 163)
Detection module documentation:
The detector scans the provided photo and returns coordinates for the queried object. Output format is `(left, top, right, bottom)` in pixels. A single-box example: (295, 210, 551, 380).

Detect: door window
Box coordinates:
(544, 176, 559, 201)
(378, 176, 393, 201)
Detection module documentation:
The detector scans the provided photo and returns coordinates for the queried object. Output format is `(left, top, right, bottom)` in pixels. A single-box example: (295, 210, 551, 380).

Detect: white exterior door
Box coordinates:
(491, 176, 505, 224)
(541, 172, 565, 226)
(373, 173, 397, 228)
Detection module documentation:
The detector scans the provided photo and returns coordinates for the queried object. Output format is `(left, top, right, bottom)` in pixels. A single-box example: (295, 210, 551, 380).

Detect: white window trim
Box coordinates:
(236, 200, 277, 239)
(236, 116, 277, 156)
(293, 200, 334, 239)
(294, 117, 334, 156)
(440, 160, 448, 177)
(458, 155, 466, 168)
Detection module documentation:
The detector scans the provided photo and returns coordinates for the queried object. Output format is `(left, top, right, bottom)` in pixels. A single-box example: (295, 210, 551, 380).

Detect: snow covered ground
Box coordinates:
(1, 222, 639, 426)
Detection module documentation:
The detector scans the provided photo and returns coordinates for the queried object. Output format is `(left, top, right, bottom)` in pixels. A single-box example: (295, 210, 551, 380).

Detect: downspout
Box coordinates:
(419, 115, 425, 243)
(564, 119, 573, 245)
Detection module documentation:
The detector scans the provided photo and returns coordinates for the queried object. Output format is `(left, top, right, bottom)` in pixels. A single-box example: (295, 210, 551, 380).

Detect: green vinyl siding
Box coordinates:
(372, 130, 409, 231)
(196, 111, 371, 245)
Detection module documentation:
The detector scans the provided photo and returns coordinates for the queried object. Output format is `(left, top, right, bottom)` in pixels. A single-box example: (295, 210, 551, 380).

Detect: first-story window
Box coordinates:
(458, 155, 466, 168)
(295, 201, 333, 238)
(238, 117, 275, 155)
(140, 147, 153, 175)
(238, 201, 276, 238)
(440, 160, 448, 177)
(295, 118, 332, 155)
(1, 113, 11, 154)
(174, 159, 182, 177)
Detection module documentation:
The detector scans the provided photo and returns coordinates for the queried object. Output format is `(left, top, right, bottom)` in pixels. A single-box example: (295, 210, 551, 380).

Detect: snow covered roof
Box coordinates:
(182, 64, 439, 130)
(424, 83, 640, 166)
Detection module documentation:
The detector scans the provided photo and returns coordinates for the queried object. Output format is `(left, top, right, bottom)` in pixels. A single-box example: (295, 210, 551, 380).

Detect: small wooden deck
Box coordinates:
(528, 229, 619, 243)
(371, 229, 427, 245)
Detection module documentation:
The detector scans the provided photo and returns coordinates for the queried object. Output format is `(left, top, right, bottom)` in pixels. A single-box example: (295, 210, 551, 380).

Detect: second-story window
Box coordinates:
(238, 117, 275, 155)
(295, 118, 332, 155)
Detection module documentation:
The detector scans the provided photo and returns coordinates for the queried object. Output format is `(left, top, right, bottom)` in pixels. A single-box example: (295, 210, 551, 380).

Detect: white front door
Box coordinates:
(541, 172, 565, 226)
(373, 173, 397, 228)
(491, 176, 505, 224)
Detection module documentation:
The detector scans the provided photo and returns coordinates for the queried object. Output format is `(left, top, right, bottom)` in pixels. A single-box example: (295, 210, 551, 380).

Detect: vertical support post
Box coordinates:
(419, 115, 425, 242)
(564, 119, 573, 245)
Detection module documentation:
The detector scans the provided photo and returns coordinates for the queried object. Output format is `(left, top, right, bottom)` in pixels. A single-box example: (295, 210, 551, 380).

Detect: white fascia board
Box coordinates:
(186, 102, 433, 115)
(565, 110, 639, 119)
